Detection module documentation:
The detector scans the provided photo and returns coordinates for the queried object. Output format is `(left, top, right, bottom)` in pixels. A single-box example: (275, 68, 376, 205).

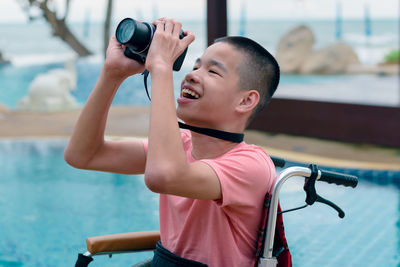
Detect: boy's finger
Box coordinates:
(154, 20, 165, 32)
(164, 19, 174, 33)
(172, 21, 182, 37)
(181, 31, 195, 48)
(153, 17, 166, 26)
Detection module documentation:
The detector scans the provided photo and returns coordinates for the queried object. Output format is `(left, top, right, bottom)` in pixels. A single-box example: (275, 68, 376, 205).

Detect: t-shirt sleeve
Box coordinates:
(201, 147, 275, 208)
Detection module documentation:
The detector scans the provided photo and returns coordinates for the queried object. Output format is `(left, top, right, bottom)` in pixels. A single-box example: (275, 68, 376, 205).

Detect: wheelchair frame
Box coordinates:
(76, 161, 358, 267)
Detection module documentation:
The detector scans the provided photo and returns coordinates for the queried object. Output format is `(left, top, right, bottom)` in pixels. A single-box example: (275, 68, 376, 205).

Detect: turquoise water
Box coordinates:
(0, 139, 399, 266)
(1, 60, 398, 109)
(0, 60, 155, 109)
(0, 139, 158, 266)
(278, 165, 400, 267)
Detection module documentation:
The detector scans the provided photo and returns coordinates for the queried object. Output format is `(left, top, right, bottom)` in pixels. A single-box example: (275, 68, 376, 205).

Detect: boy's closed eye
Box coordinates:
(192, 66, 221, 76)
(208, 69, 221, 76)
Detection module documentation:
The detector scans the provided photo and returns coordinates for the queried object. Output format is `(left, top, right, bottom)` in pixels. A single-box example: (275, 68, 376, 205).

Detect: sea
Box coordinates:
(0, 18, 399, 109)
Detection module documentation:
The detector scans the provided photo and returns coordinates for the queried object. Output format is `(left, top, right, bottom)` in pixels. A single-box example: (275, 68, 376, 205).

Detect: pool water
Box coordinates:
(0, 139, 158, 266)
(279, 174, 400, 267)
(0, 140, 399, 266)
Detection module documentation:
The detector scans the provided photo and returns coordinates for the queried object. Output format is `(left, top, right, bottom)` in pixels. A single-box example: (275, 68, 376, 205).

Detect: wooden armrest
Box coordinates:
(86, 230, 160, 255)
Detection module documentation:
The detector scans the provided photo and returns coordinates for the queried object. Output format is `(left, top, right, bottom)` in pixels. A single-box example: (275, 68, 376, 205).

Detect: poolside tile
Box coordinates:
(281, 180, 399, 266)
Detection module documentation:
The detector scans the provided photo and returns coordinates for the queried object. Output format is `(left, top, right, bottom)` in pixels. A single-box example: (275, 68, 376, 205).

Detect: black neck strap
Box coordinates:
(178, 122, 244, 143)
(142, 70, 244, 143)
(143, 70, 151, 100)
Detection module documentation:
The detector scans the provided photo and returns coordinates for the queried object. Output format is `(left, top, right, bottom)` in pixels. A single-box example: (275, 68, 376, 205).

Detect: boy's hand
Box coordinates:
(145, 18, 195, 73)
(103, 35, 146, 80)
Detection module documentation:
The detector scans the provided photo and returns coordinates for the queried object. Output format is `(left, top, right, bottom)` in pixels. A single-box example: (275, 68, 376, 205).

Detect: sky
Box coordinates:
(0, 0, 398, 23)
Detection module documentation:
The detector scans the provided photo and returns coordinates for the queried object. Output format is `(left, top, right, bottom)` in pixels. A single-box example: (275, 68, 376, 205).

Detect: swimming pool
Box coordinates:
(0, 139, 158, 266)
(0, 139, 399, 266)
(278, 163, 400, 267)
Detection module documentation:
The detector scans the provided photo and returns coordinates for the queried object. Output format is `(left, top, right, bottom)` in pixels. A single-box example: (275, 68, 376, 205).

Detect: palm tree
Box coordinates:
(17, 0, 92, 57)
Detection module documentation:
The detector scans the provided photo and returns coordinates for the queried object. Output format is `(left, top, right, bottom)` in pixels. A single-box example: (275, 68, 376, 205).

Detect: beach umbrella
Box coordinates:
(364, 3, 372, 37)
(239, 0, 247, 36)
(335, 0, 342, 40)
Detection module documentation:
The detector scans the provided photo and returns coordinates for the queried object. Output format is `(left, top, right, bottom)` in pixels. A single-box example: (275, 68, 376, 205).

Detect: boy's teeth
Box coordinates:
(182, 88, 200, 99)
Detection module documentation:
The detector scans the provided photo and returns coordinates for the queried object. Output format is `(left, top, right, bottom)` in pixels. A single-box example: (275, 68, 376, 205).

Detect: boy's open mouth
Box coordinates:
(181, 88, 200, 99)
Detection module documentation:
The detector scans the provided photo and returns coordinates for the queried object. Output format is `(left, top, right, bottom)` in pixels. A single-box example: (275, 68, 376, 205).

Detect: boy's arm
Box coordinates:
(143, 19, 222, 200)
(64, 36, 146, 175)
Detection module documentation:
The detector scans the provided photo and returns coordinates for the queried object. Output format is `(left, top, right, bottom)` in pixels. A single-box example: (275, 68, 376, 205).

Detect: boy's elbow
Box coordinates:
(144, 166, 176, 194)
(64, 148, 86, 169)
(144, 174, 162, 193)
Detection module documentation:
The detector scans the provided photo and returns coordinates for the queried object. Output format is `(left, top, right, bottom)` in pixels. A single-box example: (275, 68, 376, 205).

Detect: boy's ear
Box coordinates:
(236, 90, 260, 114)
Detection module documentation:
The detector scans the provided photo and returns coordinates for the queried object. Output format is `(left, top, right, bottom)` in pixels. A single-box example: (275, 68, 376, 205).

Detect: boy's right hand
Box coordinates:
(145, 18, 194, 73)
(103, 35, 146, 80)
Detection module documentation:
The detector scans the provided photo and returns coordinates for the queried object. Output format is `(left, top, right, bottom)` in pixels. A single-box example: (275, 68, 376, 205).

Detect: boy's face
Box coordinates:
(177, 42, 244, 129)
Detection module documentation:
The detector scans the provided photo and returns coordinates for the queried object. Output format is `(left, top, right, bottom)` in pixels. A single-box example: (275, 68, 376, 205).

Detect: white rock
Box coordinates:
(17, 59, 79, 112)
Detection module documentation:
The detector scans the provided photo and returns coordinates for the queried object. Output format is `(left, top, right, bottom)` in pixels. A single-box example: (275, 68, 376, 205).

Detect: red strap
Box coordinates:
(255, 193, 292, 267)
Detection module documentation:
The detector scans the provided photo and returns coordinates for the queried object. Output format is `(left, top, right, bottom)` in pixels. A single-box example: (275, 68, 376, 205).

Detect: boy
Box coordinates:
(65, 18, 280, 266)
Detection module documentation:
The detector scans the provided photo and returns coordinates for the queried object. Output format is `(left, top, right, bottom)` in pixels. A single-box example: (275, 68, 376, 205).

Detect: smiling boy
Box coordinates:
(65, 18, 280, 266)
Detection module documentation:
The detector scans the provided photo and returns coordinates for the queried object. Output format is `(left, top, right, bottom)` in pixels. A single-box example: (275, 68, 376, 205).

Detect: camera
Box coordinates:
(115, 18, 188, 71)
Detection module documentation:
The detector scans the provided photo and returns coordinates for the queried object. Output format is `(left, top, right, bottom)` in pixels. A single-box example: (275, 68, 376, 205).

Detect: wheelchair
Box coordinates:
(74, 156, 358, 267)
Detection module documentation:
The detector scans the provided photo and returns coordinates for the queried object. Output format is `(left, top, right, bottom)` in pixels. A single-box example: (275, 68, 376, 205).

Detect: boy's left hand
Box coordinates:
(104, 35, 146, 80)
(145, 18, 195, 73)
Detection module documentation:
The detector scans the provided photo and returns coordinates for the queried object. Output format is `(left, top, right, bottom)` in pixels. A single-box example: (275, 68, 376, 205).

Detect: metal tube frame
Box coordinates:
(258, 166, 321, 267)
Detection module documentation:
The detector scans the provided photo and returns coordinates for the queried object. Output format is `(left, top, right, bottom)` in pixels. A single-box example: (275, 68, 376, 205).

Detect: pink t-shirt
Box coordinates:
(143, 130, 276, 267)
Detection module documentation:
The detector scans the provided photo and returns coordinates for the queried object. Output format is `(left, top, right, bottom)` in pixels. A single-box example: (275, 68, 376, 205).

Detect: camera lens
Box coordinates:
(115, 17, 187, 71)
(116, 18, 154, 53)
(116, 18, 136, 44)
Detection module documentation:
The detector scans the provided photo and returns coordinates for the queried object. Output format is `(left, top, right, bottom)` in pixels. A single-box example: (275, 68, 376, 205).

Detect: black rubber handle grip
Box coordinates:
(271, 156, 286, 168)
(319, 170, 358, 188)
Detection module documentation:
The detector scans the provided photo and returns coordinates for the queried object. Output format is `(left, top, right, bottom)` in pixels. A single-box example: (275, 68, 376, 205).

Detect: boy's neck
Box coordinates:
(190, 131, 241, 160)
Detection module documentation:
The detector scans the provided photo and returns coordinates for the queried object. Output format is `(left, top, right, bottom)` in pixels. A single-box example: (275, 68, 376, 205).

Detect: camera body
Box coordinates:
(115, 18, 188, 71)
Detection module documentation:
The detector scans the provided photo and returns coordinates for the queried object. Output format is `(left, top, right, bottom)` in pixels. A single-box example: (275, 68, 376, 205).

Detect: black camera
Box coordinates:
(115, 18, 188, 71)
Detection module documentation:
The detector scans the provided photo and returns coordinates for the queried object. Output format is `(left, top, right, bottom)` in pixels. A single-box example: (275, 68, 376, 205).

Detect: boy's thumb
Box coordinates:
(182, 31, 195, 47)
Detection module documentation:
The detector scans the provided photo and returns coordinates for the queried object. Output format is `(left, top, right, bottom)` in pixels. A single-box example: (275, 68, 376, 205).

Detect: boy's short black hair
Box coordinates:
(214, 36, 280, 124)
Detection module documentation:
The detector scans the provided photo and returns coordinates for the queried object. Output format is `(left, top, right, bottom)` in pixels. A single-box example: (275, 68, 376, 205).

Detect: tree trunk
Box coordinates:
(104, 0, 113, 58)
(38, 2, 92, 57)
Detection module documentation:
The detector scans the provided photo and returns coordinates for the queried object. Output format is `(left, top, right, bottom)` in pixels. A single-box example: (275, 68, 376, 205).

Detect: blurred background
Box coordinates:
(0, 1, 399, 266)
(0, 0, 398, 110)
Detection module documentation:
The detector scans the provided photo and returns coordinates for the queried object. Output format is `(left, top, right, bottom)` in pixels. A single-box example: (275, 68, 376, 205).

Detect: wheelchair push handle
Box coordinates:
(263, 164, 358, 263)
(319, 169, 358, 188)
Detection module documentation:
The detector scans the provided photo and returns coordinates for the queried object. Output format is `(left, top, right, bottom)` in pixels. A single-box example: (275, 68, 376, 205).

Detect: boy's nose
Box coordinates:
(185, 70, 200, 84)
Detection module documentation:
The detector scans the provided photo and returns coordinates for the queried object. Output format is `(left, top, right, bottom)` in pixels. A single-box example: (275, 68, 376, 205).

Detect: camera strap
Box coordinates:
(178, 122, 244, 143)
(142, 70, 244, 143)
(143, 70, 151, 100)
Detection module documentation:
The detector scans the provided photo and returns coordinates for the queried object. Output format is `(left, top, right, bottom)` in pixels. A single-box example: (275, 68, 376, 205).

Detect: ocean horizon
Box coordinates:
(0, 18, 398, 65)
(0, 18, 399, 109)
